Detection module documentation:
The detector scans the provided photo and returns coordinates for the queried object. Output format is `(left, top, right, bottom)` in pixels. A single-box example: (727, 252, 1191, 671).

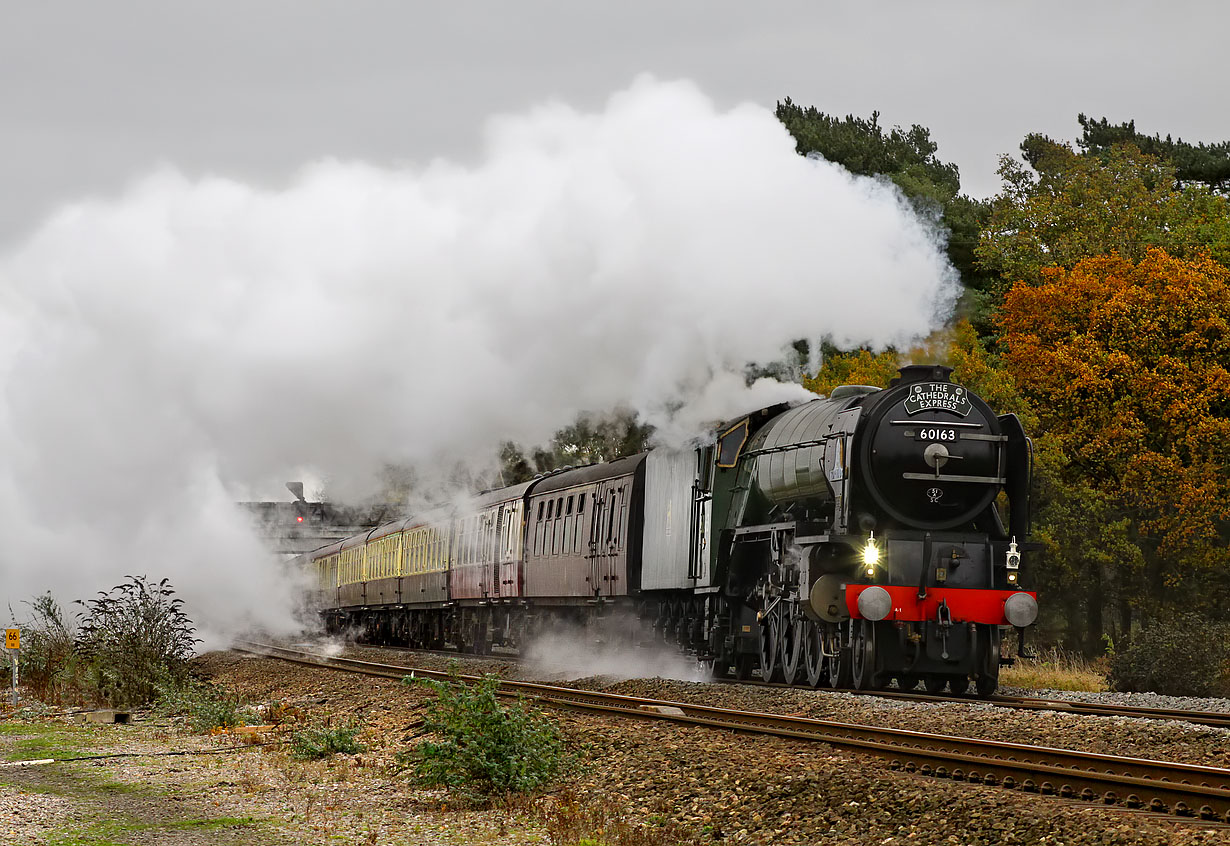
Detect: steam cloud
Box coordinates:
(0, 77, 958, 644)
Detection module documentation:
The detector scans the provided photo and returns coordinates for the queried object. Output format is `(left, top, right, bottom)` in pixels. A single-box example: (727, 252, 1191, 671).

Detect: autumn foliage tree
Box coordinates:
(804, 321, 1033, 422)
(976, 139, 1230, 288)
(998, 249, 1230, 641)
(803, 348, 902, 396)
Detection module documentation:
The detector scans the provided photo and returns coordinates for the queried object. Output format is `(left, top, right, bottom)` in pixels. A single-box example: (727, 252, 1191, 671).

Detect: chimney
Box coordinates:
(892, 365, 953, 386)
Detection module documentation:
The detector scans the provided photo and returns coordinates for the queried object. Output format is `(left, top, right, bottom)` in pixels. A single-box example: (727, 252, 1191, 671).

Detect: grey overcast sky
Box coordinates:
(2, 0, 1226, 250)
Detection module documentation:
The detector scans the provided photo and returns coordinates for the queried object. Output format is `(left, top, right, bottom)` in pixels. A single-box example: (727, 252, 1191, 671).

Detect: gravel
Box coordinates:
(334, 644, 1230, 770)
(6, 642, 1227, 845)
(998, 684, 1230, 714)
(199, 643, 1230, 844)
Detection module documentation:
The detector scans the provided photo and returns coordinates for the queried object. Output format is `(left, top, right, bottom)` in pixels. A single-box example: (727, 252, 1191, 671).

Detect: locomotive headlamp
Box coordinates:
(1005, 538, 1021, 570)
(862, 532, 880, 577)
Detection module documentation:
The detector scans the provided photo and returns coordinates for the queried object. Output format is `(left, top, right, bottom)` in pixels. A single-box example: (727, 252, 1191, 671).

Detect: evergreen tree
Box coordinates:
(1077, 114, 1230, 193)
(775, 100, 990, 297)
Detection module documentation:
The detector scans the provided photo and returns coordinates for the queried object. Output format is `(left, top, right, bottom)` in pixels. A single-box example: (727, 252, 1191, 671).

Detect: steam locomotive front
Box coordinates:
(721, 364, 1037, 696)
(835, 365, 1037, 694)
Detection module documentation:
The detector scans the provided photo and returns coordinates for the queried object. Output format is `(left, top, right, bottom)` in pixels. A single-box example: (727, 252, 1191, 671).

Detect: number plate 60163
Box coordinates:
(914, 428, 959, 442)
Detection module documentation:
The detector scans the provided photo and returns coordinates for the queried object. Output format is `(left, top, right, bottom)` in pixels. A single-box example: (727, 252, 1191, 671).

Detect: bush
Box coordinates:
(290, 721, 366, 760)
(7, 593, 85, 705)
(1107, 614, 1230, 697)
(75, 576, 199, 707)
(406, 669, 563, 796)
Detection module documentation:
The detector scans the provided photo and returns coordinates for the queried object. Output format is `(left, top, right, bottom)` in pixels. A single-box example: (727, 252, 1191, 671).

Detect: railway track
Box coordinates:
(235, 640, 1230, 823)
(872, 687, 1230, 729)
(344, 640, 1230, 730)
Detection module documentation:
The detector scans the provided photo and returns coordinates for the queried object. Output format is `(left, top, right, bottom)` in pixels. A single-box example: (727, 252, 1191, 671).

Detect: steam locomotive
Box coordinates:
(299, 364, 1036, 696)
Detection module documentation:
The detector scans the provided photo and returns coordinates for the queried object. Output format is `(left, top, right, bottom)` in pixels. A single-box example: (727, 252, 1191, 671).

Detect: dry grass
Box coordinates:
(1000, 647, 1109, 692)
(537, 788, 704, 846)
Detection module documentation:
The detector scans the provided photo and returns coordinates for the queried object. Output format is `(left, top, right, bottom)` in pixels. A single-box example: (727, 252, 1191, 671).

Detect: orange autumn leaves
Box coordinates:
(999, 249, 1230, 572)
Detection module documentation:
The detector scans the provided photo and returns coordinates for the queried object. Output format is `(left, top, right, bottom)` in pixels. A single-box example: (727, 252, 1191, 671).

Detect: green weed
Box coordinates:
(405, 667, 563, 796)
(289, 721, 365, 760)
(155, 680, 260, 733)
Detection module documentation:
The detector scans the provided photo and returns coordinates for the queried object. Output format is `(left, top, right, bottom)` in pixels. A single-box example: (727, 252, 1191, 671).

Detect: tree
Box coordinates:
(997, 249, 1230, 633)
(803, 348, 901, 396)
(803, 321, 1032, 417)
(498, 410, 653, 485)
(774, 100, 990, 297)
(977, 138, 1230, 288)
(1077, 114, 1230, 194)
(1027, 436, 1146, 653)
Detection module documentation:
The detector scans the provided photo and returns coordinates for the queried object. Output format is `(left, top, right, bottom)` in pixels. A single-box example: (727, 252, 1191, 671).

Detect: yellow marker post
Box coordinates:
(5, 628, 18, 707)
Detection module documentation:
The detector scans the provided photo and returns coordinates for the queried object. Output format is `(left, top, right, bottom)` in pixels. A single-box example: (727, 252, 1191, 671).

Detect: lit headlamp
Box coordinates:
(862, 532, 879, 577)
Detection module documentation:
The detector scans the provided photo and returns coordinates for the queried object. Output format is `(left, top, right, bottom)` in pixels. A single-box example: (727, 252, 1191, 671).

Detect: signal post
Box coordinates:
(4, 628, 18, 708)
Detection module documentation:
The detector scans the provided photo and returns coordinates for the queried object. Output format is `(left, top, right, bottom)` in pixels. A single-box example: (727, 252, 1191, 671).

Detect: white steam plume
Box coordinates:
(0, 77, 958, 642)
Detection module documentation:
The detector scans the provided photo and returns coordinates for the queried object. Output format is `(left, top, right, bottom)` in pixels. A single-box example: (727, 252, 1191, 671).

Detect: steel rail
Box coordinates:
(910, 690, 1230, 729)
(235, 641, 1230, 822)
(348, 641, 1230, 730)
(746, 681, 1230, 729)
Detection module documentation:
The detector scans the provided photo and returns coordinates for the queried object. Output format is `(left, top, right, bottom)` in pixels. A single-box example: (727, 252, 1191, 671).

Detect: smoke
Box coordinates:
(524, 627, 708, 683)
(0, 76, 959, 643)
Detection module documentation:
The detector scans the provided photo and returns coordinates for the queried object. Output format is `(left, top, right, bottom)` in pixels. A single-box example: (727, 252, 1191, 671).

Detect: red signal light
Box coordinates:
(296, 516, 304, 523)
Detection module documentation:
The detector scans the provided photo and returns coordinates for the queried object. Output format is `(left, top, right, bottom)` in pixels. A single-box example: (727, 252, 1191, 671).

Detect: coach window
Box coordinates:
(546, 501, 554, 557)
(555, 498, 564, 555)
(531, 501, 541, 555)
(564, 496, 574, 553)
(555, 498, 564, 556)
(606, 490, 617, 542)
(544, 502, 551, 555)
(617, 487, 627, 549)
(573, 503, 584, 554)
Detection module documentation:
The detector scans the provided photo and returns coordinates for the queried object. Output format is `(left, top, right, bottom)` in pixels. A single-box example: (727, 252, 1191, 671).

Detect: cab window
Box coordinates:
(716, 419, 750, 468)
